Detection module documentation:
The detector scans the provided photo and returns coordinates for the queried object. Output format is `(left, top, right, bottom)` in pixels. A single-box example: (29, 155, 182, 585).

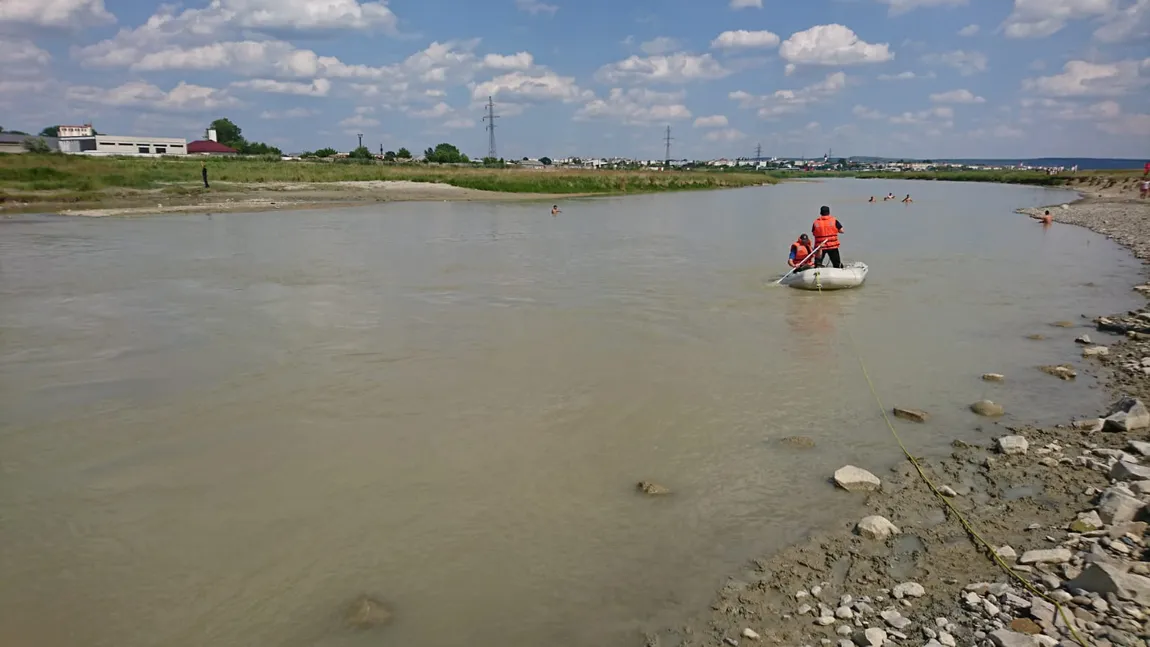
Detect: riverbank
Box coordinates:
(0, 155, 772, 215)
(651, 186, 1150, 647)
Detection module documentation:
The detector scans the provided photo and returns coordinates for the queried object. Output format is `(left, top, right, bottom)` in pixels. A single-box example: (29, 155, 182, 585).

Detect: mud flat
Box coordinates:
(651, 185, 1150, 647)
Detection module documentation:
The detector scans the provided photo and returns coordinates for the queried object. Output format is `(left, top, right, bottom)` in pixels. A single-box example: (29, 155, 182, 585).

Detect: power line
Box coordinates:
(483, 96, 500, 159)
(755, 143, 762, 161)
(664, 125, 673, 166)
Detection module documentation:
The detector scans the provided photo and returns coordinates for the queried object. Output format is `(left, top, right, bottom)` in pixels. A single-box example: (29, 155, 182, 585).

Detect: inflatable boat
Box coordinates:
(780, 262, 869, 291)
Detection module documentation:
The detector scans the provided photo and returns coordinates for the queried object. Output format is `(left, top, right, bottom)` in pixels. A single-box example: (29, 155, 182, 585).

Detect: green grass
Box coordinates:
(0, 153, 773, 197)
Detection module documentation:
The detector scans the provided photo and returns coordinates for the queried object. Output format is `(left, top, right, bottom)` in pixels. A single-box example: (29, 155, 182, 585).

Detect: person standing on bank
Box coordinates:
(201, 161, 210, 189)
(811, 205, 844, 268)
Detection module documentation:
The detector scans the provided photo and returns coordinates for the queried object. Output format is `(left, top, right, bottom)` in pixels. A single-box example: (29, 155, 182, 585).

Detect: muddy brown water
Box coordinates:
(0, 179, 1143, 647)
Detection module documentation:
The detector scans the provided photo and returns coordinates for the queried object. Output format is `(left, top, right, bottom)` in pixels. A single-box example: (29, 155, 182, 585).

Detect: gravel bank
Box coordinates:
(649, 184, 1150, 647)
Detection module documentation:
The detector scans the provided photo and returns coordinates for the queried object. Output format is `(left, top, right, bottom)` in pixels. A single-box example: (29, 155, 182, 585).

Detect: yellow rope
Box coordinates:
(814, 280, 1089, 647)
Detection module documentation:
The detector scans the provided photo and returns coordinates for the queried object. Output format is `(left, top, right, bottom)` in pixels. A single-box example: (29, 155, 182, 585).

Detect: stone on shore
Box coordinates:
(741, 628, 760, 640)
(1039, 364, 1077, 380)
(996, 435, 1029, 455)
(834, 465, 881, 492)
(861, 628, 887, 647)
(972, 400, 1005, 417)
(780, 436, 817, 449)
(1018, 548, 1072, 565)
(1072, 418, 1104, 432)
(345, 594, 392, 629)
(1075, 334, 1092, 344)
(1082, 346, 1109, 357)
(1128, 440, 1150, 457)
(637, 481, 670, 495)
(990, 629, 1039, 647)
(1071, 510, 1104, 532)
(982, 373, 1005, 382)
(856, 515, 901, 541)
(1110, 460, 1150, 481)
(1103, 397, 1150, 432)
(892, 407, 930, 423)
(893, 582, 925, 599)
(880, 609, 911, 629)
(1066, 562, 1150, 606)
(1095, 487, 1146, 524)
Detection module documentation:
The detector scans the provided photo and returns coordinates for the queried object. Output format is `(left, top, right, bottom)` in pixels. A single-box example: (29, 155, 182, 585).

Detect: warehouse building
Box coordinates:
(58, 134, 187, 156)
(0, 133, 59, 154)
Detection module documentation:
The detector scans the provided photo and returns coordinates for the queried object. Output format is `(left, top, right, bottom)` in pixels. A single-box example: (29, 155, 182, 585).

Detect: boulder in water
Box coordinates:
(1038, 364, 1076, 380)
(892, 407, 929, 423)
(971, 400, 1005, 417)
(637, 481, 670, 495)
(345, 595, 392, 629)
(780, 436, 817, 449)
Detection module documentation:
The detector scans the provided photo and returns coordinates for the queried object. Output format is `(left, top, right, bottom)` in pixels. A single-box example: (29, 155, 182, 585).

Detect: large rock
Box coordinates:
(1038, 364, 1077, 380)
(1111, 461, 1150, 481)
(1019, 548, 1072, 565)
(834, 465, 881, 492)
(1065, 562, 1150, 606)
(990, 629, 1039, 647)
(892, 582, 925, 599)
(996, 435, 1029, 455)
(1096, 487, 1146, 524)
(1074, 334, 1092, 344)
(1104, 397, 1150, 432)
(1082, 346, 1109, 357)
(856, 515, 901, 541)
(1071, 510, 1104, 532)
(1130, 481, 1150, 496)
(971, 400, 1005, 417)
(1128, 440, 1150, 457)
(892, 407, 930, 423)
(982, 373, 1005, 382)
(637, 481, 670, 495)
(860, 628, 887, 647)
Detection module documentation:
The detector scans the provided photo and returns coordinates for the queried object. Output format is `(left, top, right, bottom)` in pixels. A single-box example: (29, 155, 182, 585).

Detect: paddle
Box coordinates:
(775, 241, 824, 284)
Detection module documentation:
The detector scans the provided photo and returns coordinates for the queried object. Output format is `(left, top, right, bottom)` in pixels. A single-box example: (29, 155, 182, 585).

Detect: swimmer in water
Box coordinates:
(551, 205, 561, 216)
(868, 196, 875, 203)
(902, 194, 912, 203)
(1040, 209, 1053, 225)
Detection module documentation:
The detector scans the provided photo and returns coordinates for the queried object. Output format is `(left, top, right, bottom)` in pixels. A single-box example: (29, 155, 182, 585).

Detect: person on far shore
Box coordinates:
(812, 205, 844, 269)
(1140, 179, 1149, 199)
(201, 161, 210, 189)
(788, 233, 816, 272)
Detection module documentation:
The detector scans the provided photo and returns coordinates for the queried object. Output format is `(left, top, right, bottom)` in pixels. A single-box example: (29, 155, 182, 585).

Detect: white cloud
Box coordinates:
(0, 0, 113, 29)
(232, 78, 331, 97)
(472, 70, 589, 103)
(0, 39, 51, 67)
(515, 0, 558, 15)
(1099, 113, 1150, 136)
(710, 29, 780, 49)
(704, 128, 746, 143)
(958, 24, 980, 36)
(482, 52, 535, 71)
(852, 105, 886, 119)
(594, 53, 731, 84)
(339, 113, 380, 129)
(641, 37, 681, 55)
(730, 0, 762, 8)
(1002, 0, 1115, 39)
(410, 102, 453, 119)
(66, 81, 239, 112)
(693, 115, 729, 128)
(574, 88, 692, 125)
(876, 0, 967, 15)
(877, 70, 936, 80)
(929, 88, 985, 103)
(970, 124, 1026, 138)
(1094, 0, 1150, 43)
(784, 63, 796, 76)
(889, 106, 955, 125)
(1022, 58, 1150, 96)
(778, 24, 894, 66)
(442, 117, 474, 129)
(922, 50, 988, 75)
(731, 71, 847, 119)
(260, 107, 318, 119)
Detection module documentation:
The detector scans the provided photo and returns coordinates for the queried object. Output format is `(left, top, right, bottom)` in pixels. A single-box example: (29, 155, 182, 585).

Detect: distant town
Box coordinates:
(0, 121, 1109, 175)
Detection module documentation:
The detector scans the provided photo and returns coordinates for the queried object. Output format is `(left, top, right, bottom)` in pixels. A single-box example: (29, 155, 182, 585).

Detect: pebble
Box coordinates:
(742, 628, 760, 641)
(881, 609, 912, 630)
(996, 435, 1029, 455)
(893, 582, 925, 599)
(841, 594, 853, 607)
(817, 616, 836, 626)
(836, 607, 854, 620)
(938, 631, 956, 647)
(935, 617, 949, 628)
(862, 628, 886, 647)
(797, 591, 809, 600)
(811, 585, 824, 598)
(798, 604, 813, 615)
(1019, 548, 1072, 565)
(837, 625, 854, 637)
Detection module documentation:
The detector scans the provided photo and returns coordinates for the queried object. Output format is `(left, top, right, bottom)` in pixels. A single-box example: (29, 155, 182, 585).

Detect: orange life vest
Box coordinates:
(812, 214, 840, 250)
(791, 240, 813, 267)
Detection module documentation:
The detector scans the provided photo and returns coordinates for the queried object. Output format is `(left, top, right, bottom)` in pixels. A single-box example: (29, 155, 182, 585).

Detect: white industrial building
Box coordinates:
(58, 134, 187, 157)
(57, 124, 94, 138)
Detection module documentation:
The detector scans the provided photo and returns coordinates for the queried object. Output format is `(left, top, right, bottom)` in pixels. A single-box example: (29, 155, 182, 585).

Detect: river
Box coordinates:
(0, 178, 1141, 647)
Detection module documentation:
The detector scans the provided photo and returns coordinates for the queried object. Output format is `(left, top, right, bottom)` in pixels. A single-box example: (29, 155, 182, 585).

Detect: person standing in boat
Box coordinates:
(788, 233, 816, 272)
(812, 205, 844, 269)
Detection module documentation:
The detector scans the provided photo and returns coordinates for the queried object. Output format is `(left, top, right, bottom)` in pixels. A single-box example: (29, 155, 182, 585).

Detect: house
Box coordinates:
(57, 124, 94, 138)
(187, 140, 238, 155)
(0, 133, 59, 154)
(58, 134, 187, 156)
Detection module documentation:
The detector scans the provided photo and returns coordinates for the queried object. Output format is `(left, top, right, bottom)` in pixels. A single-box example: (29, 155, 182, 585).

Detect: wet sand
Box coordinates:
(3, 180, 577, 217)
(653, 182, 1150, 647)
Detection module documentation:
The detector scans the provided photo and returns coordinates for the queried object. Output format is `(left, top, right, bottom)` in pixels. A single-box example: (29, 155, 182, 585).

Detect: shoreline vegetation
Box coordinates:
(0, 153, 1144, 217)
(649, 184, 1150, 647)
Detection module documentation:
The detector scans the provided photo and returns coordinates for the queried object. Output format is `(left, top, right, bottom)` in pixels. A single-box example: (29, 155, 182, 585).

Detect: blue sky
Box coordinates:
(1, 0, 1148, 159)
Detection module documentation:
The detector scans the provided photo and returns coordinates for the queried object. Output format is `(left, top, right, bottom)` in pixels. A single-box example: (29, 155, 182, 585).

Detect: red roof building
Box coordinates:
(187, 140, 238, 155)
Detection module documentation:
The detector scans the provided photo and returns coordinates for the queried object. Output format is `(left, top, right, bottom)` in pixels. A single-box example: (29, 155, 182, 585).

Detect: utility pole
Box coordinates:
(664, 125, 673, 167)
(357, 133, 363, 149)
(483, 96, 500, 159)
(755, 143, 762, 161)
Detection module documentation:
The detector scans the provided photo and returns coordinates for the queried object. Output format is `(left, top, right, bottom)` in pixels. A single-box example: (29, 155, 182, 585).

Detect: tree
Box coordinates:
(540, 156, 552, 166)
(423, 143, 466, 164)
(348, 146, 373, 160)
(396, 147, 412, 159)
(314, 147, 338, 158)
(210, 118, 243, 148)
(384, 150, 397, 161)
(39, 126, 59, 137)
(23, 137, 52, 153)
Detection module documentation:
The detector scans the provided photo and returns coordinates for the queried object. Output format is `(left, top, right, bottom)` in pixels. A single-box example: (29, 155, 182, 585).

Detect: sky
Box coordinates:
(0, 0, 1148, 160)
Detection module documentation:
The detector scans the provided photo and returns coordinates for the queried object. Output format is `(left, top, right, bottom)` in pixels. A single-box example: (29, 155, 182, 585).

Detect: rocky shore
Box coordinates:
(648, 185, 1150, 647)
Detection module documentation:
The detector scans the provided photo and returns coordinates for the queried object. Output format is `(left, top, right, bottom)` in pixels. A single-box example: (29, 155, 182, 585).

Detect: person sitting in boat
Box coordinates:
(812, 206, 844, 269)
(788, 234, 816, 271)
